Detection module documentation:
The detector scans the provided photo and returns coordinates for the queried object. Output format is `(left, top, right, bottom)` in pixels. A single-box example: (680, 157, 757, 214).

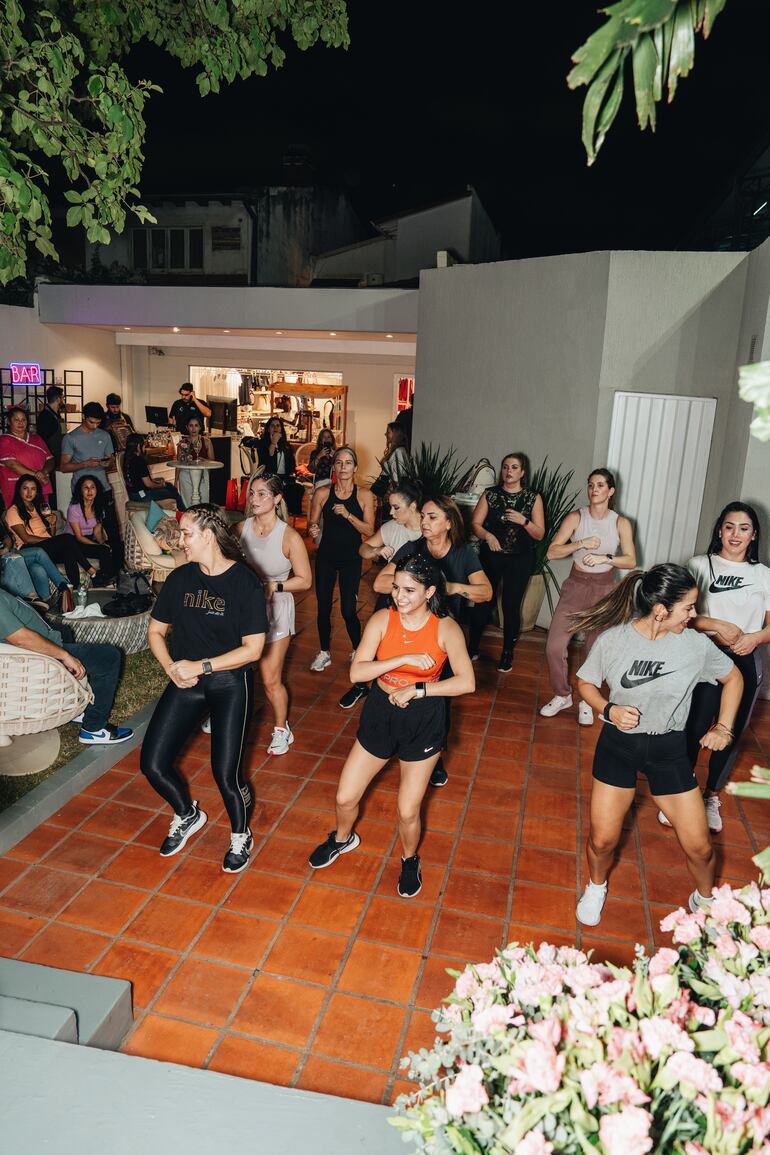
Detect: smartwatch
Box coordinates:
(605, 553, 613, 562)
(276, 582, 284, 592)
(414, 682, 427, 699)
(201, 660, 213, 676)
(602, 702, 614, 721)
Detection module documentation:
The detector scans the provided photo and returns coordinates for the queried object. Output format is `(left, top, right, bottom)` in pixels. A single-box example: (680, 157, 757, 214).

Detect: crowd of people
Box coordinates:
(2, 387, 768, 924)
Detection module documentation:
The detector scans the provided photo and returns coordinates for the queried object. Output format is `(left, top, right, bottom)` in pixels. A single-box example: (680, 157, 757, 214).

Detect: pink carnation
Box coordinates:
(471, 1004, 517, 1034)
(510, 1041, 565, 1095)
(598, 1106, 653, 1155)
(714, 933, 739, 959)
(444, 1063, 489, 1118)
(528, 1016, 561, 1047)
(607, 1027, 645, 1064)
(454, 970, 479, 999)
(711, 894, 752, 926)
(724, 1011, 761, 1062)
(750, 925, 770, 951)
(555, 946, 588, 966)
(664, 1051, 724, 1094)
(513, 1134, 553, 1155)
(683, 1144, 708, 1155)
(732, 1061, 770, 1093)
(579, 1062, 649, 1109)
(688, 1004, 716, 1027)
(660, 907, 704, 937)
(750, 973, 770, 1008)
(648, 948, 679, 978)
(639, 1016, 693, 1060)
(671, 914, 705, 944)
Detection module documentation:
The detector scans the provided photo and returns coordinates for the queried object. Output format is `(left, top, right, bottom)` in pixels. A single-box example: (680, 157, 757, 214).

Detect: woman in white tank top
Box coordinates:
(236, 473, 312, 756)
(541, 468, 637, 726)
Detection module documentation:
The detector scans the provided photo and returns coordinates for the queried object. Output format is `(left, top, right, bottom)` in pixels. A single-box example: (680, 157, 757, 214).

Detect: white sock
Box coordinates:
(695, 889, 712, 905)
(587, 880, 607, 892)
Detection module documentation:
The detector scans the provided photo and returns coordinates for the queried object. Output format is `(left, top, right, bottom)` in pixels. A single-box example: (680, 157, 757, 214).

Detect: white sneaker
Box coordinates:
(201, 716, 211, 734)
(310, 650, 331, 672)
(577, 701, 594, 726)
(657, 809, 672, 828)
(688, 890, 713, 914)
(268, 725, 294, 756)
(576, 881, 608, 926)
(540, 693, 573, 717)
(704, 795, 722, 833)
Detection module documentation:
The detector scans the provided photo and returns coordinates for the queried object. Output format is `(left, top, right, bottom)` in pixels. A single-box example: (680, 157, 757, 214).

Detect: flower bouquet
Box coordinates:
(391, 884, 770, 1155)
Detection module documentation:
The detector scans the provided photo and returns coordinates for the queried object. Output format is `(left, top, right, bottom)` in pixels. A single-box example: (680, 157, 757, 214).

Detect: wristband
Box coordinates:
(602, 702, 614, 721)
(201, 660, 213, 676)
(276, 582, 284, 592)
(606, 553, 613, 561)
(415, 682, 427, 699)
(523, 516, 529, 526)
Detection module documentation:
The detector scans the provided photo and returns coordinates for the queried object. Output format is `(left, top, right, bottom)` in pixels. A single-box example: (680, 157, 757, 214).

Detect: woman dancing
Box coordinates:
(359, 481, 422, 564)
(469, 451, 545, 671)
(657, 502, 769, 835)
(541, 468, 636, 725)
(573, 564, 742, 926)
(308, 554, 475, 897)
(308, 445, 376, 673)
(236, 473, 312, 755)
(143, 504, 267, 874)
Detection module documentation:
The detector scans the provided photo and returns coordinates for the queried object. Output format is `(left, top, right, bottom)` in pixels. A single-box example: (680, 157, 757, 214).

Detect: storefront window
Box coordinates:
(132, 230, 148, 269)
(151, 229, 166, 269)
(189, 229, 204, 269)
(169, 229, 185, 269)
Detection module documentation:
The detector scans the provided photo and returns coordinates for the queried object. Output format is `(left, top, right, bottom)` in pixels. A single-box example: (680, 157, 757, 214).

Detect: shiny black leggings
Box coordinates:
(140, 668, 254, 833)
(315, 555, 362, 650)
(685, 648, 763, 794)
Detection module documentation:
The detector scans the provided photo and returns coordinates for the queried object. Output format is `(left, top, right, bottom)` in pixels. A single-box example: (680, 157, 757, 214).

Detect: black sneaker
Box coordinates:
(398, 854, 422, 898)
(339, 683, 369, 710)
(309, 830, 360, 869)
(498, 651, 513, 673)
(159, 803, 207, 857)
(430, 761, 448, 788)
(223, 831, 253, 874)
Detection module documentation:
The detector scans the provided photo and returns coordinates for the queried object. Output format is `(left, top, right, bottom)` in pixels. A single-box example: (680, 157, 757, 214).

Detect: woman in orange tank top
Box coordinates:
(307, 554, 475, 898)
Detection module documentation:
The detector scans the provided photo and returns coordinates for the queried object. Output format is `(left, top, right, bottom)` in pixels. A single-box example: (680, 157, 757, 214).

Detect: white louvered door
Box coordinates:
(606, 392, 717, 567)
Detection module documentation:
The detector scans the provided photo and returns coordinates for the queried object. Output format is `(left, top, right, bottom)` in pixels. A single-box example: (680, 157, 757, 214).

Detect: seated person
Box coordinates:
(0, 588, 133, 745)
(123, 433, 185, 509)
(6, 475, 101, 589)
(0, 497, 72, 611)
(66, 475, 118, 584)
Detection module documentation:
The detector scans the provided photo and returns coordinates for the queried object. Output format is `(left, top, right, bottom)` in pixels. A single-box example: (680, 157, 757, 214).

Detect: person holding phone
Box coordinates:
(572, 564, 742, 927)
(66, 475, 118, 584)
(60, 401, 124, 571)
(169, 383, 212, 434)
(6, 475, 99, 588)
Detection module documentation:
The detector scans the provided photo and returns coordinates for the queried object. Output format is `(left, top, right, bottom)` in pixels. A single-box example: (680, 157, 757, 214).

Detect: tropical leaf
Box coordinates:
(529, 456, 580, 580)
(399, 443, 469, 499)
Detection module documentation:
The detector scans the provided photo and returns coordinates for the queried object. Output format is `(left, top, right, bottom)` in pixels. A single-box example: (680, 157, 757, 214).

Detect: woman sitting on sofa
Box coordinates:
(6, 474, 101, 588)
(123, 433, 186, 509)
(66, 474, 118, 584)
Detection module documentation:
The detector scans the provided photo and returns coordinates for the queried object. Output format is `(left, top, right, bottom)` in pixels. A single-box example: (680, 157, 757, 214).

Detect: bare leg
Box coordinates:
(335, 740, 388, 840)
(586, 780, 636, 884)
(655, 788, 715, 896)
(259, 635, 291, 728)
(397, 754, 440, 857)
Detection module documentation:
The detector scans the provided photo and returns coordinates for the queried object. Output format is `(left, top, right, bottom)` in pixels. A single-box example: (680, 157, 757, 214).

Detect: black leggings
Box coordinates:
(469, 545, 534, 652)
(685, 648, 763, 793)
(38, 535, 94, 587)
(140, 668, 254, 832)
(315, 554, 362, 651)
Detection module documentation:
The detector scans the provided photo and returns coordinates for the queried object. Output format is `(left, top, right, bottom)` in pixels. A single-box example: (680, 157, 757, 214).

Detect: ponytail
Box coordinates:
(570, 570, 643, 634)
(570, 563, 698, 635)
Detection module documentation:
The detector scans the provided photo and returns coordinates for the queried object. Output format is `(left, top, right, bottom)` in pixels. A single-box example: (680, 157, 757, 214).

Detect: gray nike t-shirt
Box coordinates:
(577, 622, 733, 734)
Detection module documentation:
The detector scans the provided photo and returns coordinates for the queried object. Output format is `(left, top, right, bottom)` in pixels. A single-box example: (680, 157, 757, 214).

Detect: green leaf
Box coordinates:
(632, 30, 659, 130)
(66, 205, 83, 226)
(63, 189, 83, 203)
(667, 1, 696, 101)
(88, 75, 105, 97)
(581, 48, 626, 164)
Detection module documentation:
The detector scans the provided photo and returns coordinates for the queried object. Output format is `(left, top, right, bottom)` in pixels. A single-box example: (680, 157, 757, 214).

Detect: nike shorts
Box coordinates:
(593, 725, 697, 796)
(357, 683, 447, 763)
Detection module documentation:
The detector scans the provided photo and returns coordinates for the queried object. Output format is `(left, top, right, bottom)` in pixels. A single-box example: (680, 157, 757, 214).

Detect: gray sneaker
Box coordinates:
(159, 803, 207, 857)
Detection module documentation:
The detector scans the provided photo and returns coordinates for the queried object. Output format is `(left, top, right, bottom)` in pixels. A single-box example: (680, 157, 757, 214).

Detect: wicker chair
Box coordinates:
(124, 503, 181, 585)
(0, 643, 94, 776)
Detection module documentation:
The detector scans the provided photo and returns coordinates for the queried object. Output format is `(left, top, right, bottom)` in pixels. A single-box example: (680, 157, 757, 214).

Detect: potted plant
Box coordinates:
(520, 457, 579, 631)
(398, 442, 469, 498)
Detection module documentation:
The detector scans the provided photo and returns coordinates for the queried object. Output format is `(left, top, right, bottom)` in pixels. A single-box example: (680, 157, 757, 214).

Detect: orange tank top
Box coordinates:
(378, 607, 447, 689)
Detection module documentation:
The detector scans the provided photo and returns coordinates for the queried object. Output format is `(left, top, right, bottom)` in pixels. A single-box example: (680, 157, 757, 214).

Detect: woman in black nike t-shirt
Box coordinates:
(142, 504, 268, 874)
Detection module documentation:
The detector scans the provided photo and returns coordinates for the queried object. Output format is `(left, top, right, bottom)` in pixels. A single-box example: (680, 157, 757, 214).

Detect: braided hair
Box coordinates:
(183, 503, 244, 563)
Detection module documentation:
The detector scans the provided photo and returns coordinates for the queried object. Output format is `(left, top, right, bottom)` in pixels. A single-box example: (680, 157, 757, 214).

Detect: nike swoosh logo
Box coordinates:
(708, 581, 748, 593)
(620, 670, 675, 689)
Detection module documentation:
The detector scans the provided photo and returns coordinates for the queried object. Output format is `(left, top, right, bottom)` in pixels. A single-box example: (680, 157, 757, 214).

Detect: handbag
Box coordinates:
(225, 478, 240, 511)
(461, 458, 497, 495)
(117, 570, 152, 600)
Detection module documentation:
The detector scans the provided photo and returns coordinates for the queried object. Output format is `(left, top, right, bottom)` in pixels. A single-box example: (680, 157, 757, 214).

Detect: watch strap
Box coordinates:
(276, 582, 284, 592)
(415, 681, 427, 698)
(602, 702, 614, 721)
(202, 660, 213, 676)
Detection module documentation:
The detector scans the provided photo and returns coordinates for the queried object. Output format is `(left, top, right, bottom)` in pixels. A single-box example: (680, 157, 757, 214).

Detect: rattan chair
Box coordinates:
(0, 643, 94, 775)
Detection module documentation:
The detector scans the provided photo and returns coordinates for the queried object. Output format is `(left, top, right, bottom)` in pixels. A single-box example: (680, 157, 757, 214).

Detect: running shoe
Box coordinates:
(223, 831, 253, 873)
(577, 702, 594, 726)
(540, 693, 573, 717)
(704, 795, 723, 833)
(267, 725, 294, 756)
(430, 761, 448, 788)
(398, 854, 422, 898)
(310, 650, 331, 672)
(688, 890, 713, 914)
(339, 683, 368, 710)
(497, 651, 513, 673)
(657, 809, 672, 828)
(576, 881, 608, 926)
(78, 723, 133, 745)
(201, 716, 211, 734)
(308, 830, 360, 869)
(160, 803, 207, 857)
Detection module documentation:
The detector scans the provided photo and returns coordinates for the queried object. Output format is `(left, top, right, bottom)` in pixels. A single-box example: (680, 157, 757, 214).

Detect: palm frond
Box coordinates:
(530, 456, 581, 580)
(399, 443, 468, 499)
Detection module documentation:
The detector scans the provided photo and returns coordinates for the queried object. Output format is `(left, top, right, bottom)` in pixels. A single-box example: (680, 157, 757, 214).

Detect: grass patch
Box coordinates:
(0, 648, 168, 813)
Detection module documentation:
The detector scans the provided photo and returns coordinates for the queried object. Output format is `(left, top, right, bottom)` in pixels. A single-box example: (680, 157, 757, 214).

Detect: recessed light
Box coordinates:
(386, 333, 394, 339)
(123, 326, 131, 331)
(172, 327, 180, 333)
(329, 331, 337, 337)
(275, 330, 283, 335)
(223, 329, 230, 333)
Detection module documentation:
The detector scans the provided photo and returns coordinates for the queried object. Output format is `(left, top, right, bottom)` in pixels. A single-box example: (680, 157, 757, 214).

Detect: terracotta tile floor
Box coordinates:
(1, 568, 769, 1105)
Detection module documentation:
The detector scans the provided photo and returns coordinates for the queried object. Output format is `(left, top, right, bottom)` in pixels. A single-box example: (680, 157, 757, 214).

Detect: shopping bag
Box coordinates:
(225, 478, 239, 511)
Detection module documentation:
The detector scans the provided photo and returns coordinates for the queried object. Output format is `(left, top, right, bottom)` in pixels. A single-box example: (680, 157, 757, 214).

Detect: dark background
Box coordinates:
(130, 1, 770, 256)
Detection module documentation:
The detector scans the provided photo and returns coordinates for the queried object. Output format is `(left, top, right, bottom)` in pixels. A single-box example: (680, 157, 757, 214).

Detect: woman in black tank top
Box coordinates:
(307, 446, 376, 674)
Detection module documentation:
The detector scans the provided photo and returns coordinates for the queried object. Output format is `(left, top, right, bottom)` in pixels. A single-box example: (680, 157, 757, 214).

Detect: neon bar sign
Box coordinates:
(10, 362, 42, 385)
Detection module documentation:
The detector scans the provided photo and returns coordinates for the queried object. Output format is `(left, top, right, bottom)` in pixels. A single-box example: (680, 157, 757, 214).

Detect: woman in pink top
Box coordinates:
(541, 468, 636, 726)
(0, 407, 54, 509)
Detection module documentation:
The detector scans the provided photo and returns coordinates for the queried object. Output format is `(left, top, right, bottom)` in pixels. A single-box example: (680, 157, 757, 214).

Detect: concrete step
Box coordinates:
(0, 994, 78, 1043)
(0, 959, 132, 1050)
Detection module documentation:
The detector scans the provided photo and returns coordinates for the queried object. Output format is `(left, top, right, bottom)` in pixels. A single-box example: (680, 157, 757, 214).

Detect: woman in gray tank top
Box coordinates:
(236, 473, 312, 756)
(541, 468, 636, 726)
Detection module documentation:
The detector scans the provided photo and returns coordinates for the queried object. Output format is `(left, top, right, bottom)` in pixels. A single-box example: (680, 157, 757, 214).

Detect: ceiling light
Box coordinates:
(329, 331, 337, 337)
(275, 330, 284, 335)
(386, 333, 394, 339)
(123, 327, 131, 331)
(223, 329, 230, 334)
(172, 326, 180, 333)
(753, 201, 768, 217)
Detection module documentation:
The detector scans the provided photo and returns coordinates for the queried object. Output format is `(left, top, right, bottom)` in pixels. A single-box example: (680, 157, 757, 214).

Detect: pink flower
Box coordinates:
(721, 973, 752, 1009)
(579, 1063, 649, 1109)
(671, 914, 705, 944)
(513, 1134, 553, 1155)
(689, 1004, 716, 1027)
(683, 1143, 708, 1155)
(750, 973, 770, 1008)
(664, 1051, 724, 1094)
(711, 894, 752, 926)
(556, 946, 588, 966)
(528, 1016, 561, 1047)
(732, 1061, 770, 1093)
(444, 1063, 489, 1118)
(724, 1011, 761, 1062)
(510, 1041, 565, 1095)
(750, 925, 770, 951)
(471, 1004, 517, 1034)
(639, 1016, 693, 1059)
(607, 1027, 645, 1064)
(648, 948, 679, 978)
(598, 1106, 653, 1155)
(454, 970, 479, 999)
(738, 940, 759, 966)
(563, 963, 608, 993)
(715, 933, 739, 959)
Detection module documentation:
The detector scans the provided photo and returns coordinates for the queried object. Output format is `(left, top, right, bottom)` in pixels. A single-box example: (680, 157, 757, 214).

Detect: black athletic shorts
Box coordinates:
(592, 725, 698, 796)
(357, 683, 447, 763)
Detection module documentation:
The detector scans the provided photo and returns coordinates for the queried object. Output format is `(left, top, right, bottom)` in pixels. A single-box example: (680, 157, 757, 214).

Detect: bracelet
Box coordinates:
(603, 702, 614, 721)
(714, 722, 735, 737)
(523, 516, 529, 526)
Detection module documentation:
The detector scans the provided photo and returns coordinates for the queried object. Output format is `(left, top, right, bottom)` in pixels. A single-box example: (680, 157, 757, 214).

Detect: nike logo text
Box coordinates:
(708, 576, 748, 593)
(619, 659, 674, 689)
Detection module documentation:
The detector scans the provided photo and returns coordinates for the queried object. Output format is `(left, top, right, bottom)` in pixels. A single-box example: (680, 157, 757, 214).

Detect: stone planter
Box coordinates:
(520, 572, 547, 632)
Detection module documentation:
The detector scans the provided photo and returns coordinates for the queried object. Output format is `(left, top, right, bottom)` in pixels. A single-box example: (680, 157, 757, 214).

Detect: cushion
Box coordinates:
(153, 517, 182, 553)
(128, 510, 162, 558)
(146, 500, 167, 532)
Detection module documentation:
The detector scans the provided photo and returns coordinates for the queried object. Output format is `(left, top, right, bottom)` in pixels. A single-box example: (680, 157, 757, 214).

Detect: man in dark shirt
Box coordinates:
(169, 383, 212, 434)
(36, 385, 67, 466)
(102, 393, 136, 450)
(393, 397, 413, 452)
(0, 590, 132, 744)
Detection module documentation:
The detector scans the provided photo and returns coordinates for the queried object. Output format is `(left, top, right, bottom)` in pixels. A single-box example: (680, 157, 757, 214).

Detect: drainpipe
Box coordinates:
(243, 199, 258, 285)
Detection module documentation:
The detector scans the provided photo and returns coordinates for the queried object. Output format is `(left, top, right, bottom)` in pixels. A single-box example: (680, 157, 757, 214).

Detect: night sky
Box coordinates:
(131, 0, 770, 257)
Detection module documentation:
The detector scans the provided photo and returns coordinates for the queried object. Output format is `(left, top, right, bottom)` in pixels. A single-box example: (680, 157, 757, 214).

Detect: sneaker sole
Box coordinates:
(497, 666, 512, 673)
(309, 832, 360, 869)
(339, 693, 366, 710)
(430, 777, 448, 789)
(398, 881, 423, 899)
(268, 730, 295, 756)
(540, 702, 573, 717)
(78, 731, 133, 746)
(223, 850, 253, 874)
(159, 809, 208, 857)
(577, 715, 594, 726)
(310, 661, 331, 673)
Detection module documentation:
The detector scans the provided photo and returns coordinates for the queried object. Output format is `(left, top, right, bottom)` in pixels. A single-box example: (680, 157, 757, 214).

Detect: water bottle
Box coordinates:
(76, 577, 88, 610)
